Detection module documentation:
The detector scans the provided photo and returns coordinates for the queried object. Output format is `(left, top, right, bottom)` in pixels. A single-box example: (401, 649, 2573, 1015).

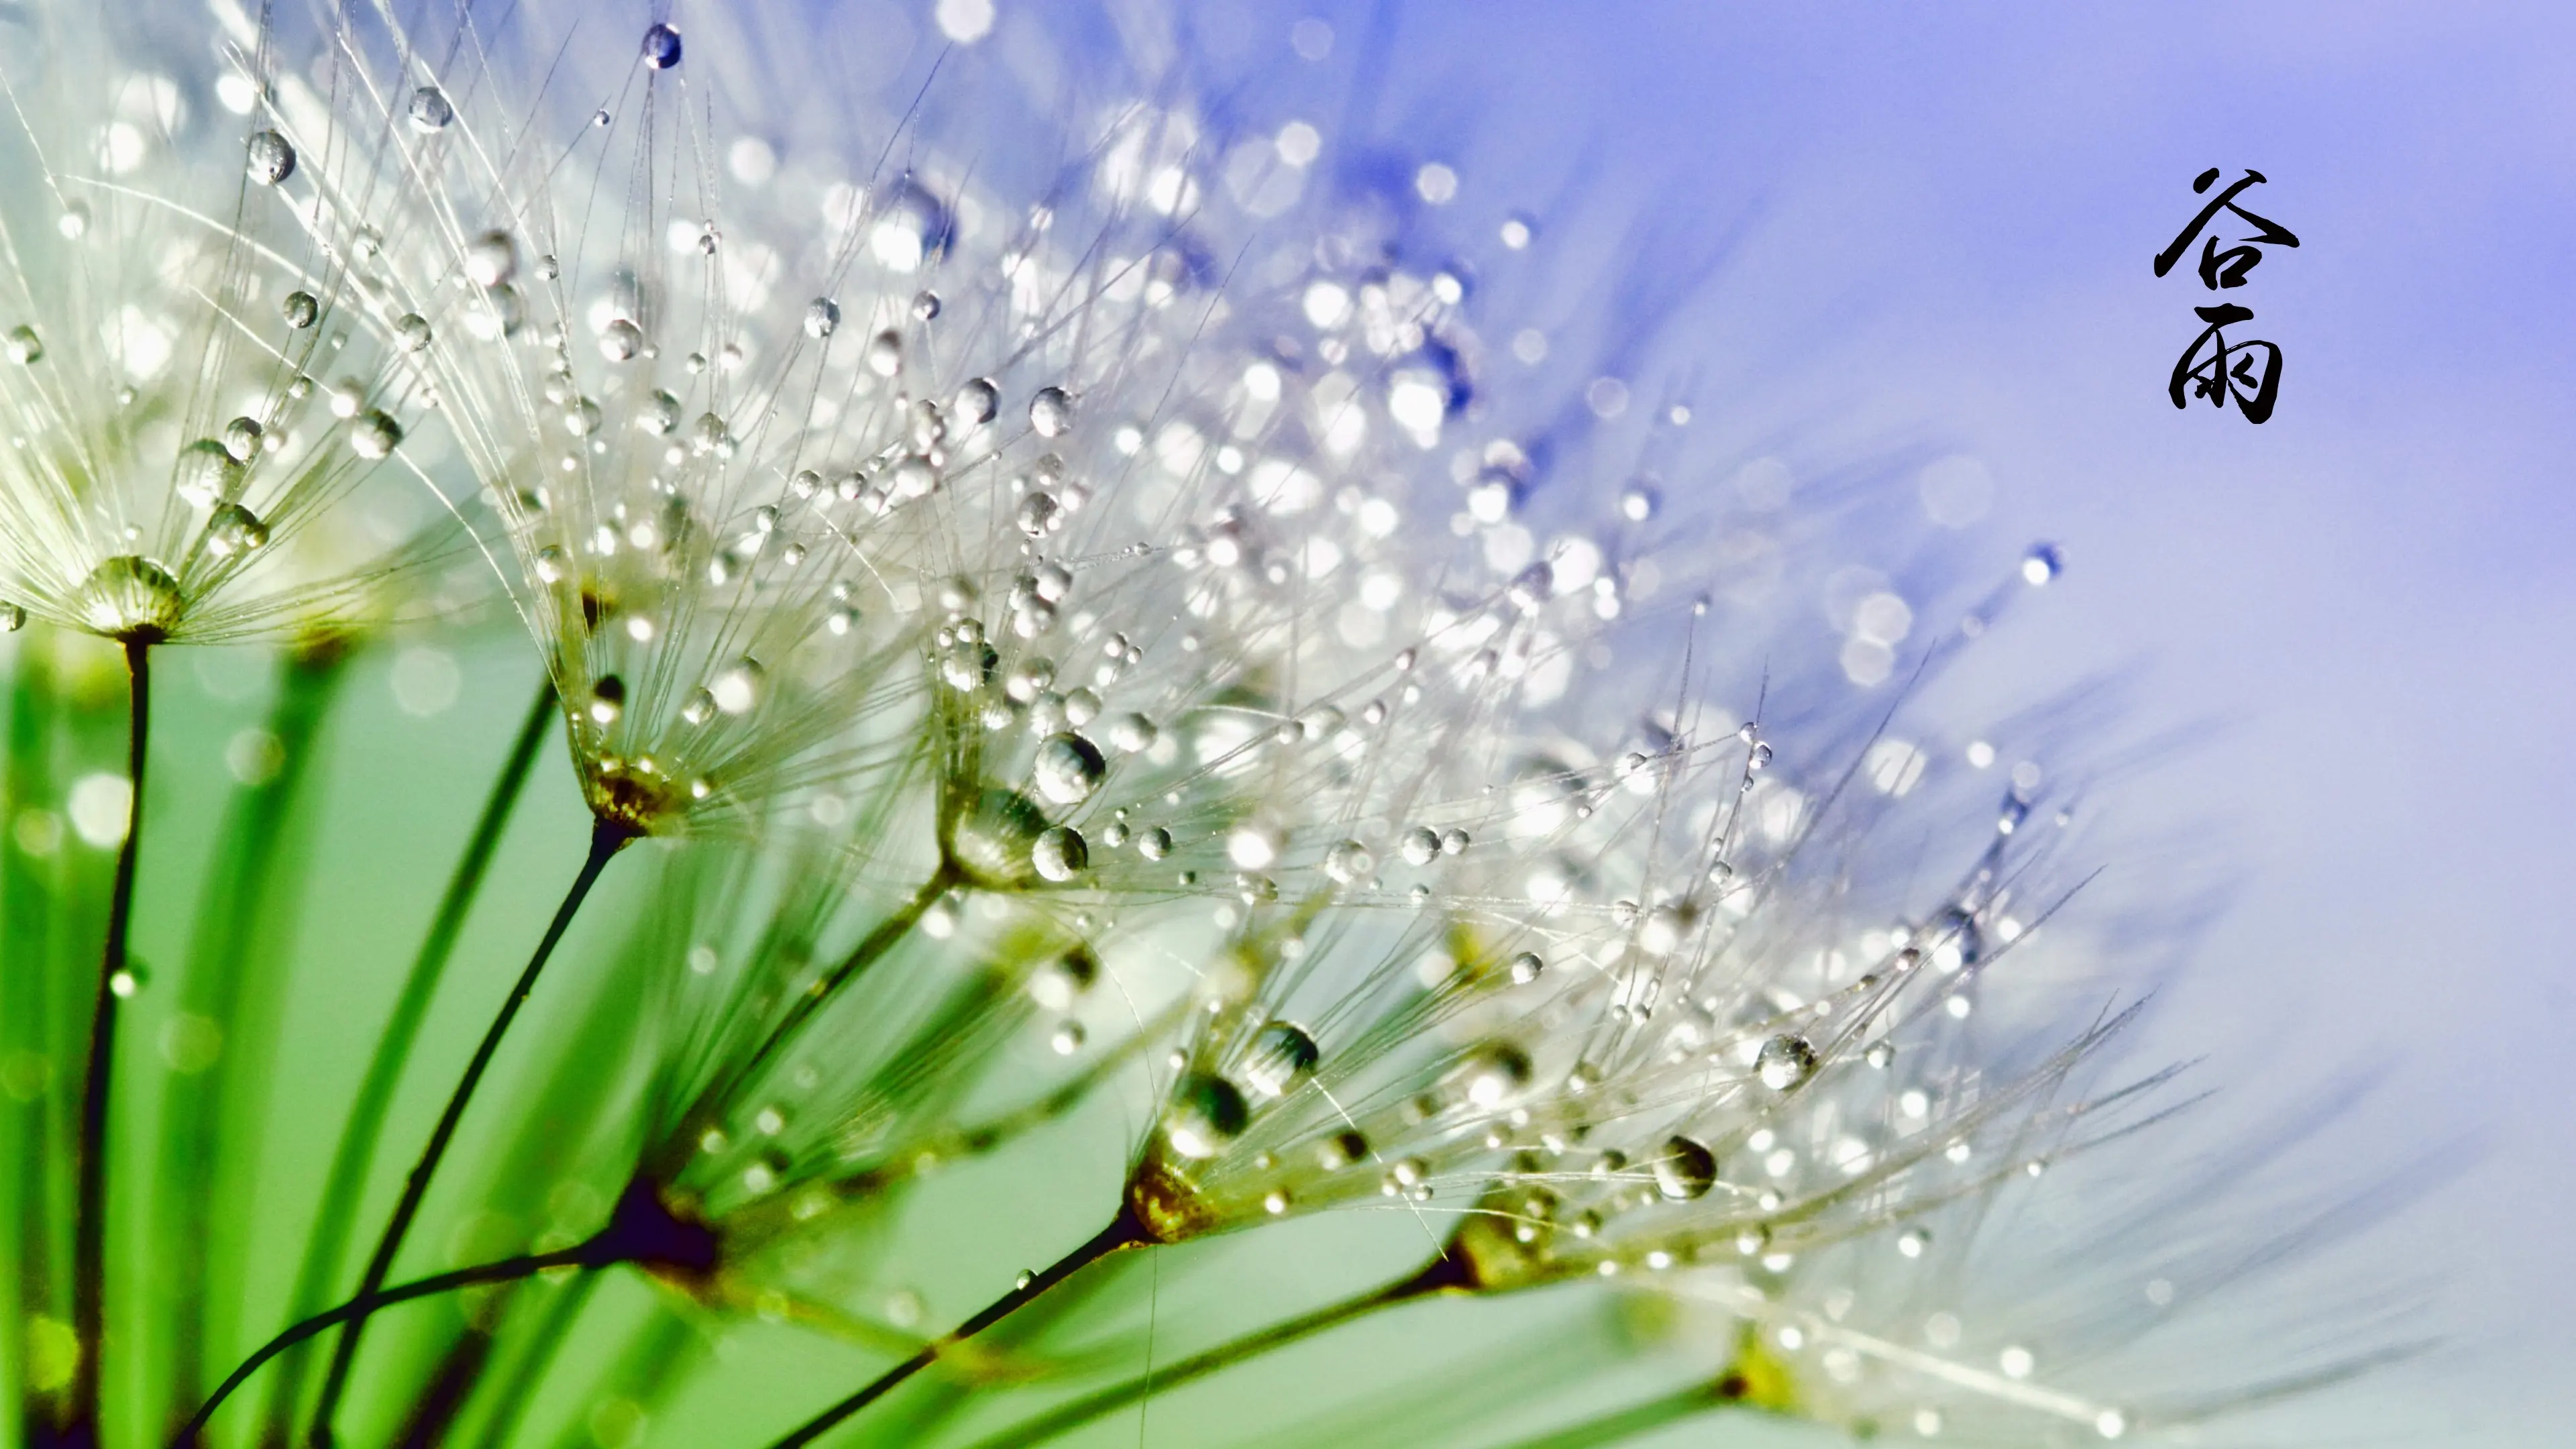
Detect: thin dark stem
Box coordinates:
(763, 1211, 1150, 1449)
(259, 677, 554, 1445)
(66, 639, 150, 1443)
(306, 814, 632, 1446)
(957, 1248, 1473, 1449)
(172, 1245, 590, 1445)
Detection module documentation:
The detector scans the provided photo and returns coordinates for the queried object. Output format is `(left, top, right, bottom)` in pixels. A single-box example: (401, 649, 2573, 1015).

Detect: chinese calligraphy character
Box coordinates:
(2155, 168, 2300, 290)
(2168, 303, 2281, 423)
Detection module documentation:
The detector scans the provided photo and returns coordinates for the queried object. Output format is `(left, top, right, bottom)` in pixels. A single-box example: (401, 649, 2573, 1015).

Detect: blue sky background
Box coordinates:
(1313, 2, 2573, 1441)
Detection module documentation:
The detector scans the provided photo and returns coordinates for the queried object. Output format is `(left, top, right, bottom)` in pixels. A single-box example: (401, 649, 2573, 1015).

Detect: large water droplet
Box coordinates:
(1163, 1073, 1248, 1159)
(1653, 1135, 1718, 1201)
(1239, 1021, 1320, 1098)
(222, 417, 264, 462)
(0, 602, 22, 631)
(1458, 1042, 1532, 1108)
(246, 131, 296, 185)
(641, 22, 684, 69)
(1032, 732, 1106, 806)
(174, 439, 244, 508)
(598, 318, 642, 362)
(204, 503, 269, 557)
(77, 556, 184, 641)
(408, 86, 453, 132)
(1399, 826, 1441, 867)
(350, 411, 403, 459)
(955, 378, 998, 427)
(1323, 839, 1374, 884)
(5, 326, 42, 365)
(1028, 386, 1073, 438)
(951, 789, 1049, 888)
(281, 291, 319, 329)
(710, 658, 763, 715)
(804, 298, 840, 339)
(1756, 1033, 1818, 1092)
(464, 229, 518, 288)
(1027, 945, 1099, 1012)
(1032, 825, 1088, 883)
(2022, 543, 2063, 586)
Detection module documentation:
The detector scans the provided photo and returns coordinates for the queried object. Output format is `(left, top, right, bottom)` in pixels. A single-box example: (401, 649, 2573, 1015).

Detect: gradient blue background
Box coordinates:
(1320, 2, 2570, 1442)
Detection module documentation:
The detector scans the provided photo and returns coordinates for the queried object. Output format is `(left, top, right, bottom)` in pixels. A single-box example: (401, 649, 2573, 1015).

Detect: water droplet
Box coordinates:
(394, 313, 433, 352)
(1032, 732, 1106, 806)
(1619, 484, 1658, 522)
(0, 602, 22, 631)
(281, 291, 319, 329)
(465, 229, 518, 288)
(1163, 1073, 1248, 1159)
(351, 411, 403, 459)
(955, 378, 998, 427)
(2022, 543, 2063, 586)
(76, 556, 183, 641)
(1016, 492, 1061, 537)
(641, 22, 684, 69)
(1323, 839, 1374, 884)
(204, 503, 269, 557)
(640, 390, 682, 435)
(1135, 826, 1172, 861)
(1507, 952, 1544, 985)
(709, 658, 764, 715)
(1239, 1021, 1320, 1098)
(408, 86, 453, 132)
(1653, 1136, 1719, 1201)
(220, 417, 264, 463)
(1027, 945, 1099, 1011)
(1898, 1228, 1930, 1258)
(1458, 1042, 1532, 1108)
(1028, 386, 1073, 437)
(1032, 825, 1088, 883)
(1399, 826, 1441, 867)
(174, 439, 244, 507)
(587, 676, 625, 725)
(598, 318, 642, 362)
(5, 326, 41, 365)
(804, 298, 841, 339)
(680, 689, 717, 727)
(1507, 562, 1553, 611)
(1050, 1022, 1085, 1055)
(1106, 714, 1159, 755)
(246, 131, 296, 185)
(1864, 1041, 1896, 1070)
(1756, 1034, 1818, 1092)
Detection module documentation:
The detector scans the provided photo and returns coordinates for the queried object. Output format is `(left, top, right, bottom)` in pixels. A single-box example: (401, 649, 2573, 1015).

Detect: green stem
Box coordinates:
(764, 1210, 1150, 1448)
(306, 813, 631, 1447)
(257, 677, 553, 1445)
(1483, 1383, 1729, 1449)
(957, 1250, 1471, 1449)
(64, 639, 150, 1446)
(3, 636, 60, 1444)
(159, 646, 350, 1437)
